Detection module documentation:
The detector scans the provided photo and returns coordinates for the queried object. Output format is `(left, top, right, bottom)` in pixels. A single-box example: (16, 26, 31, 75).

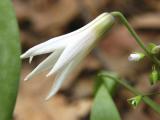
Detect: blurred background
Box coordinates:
(12, 0, 160, 120)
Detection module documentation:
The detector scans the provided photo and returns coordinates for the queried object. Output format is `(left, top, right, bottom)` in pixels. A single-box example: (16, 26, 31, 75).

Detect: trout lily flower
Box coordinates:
(21, 12, 114, 100)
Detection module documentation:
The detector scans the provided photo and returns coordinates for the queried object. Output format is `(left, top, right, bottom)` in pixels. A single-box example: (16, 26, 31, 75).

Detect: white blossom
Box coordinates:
(128, 53, 144, 61)
(20, 12, 115, 100)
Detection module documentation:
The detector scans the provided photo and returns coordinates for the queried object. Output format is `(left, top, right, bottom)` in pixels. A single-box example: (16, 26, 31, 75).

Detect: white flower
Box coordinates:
(20, 12, 114, 100)
(128, 53, 145, 61)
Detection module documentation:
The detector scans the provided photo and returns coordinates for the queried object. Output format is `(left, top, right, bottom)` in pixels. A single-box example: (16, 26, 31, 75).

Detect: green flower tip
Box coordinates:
(147, 43, 156, 53)
(151, 46, 160, 54)
(127, 95, 142, 108)
(149, 66, 160, 85)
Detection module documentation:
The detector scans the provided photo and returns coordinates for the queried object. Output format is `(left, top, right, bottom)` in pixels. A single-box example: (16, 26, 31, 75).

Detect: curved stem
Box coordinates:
(100, 72, 160, 114)
(111, 11, 160, 66)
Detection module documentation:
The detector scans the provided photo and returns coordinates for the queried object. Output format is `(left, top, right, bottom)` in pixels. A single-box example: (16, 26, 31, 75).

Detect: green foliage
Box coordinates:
(99, 71, 160, 114)
(0, 0, 21, 120)
(94, 71, 118, 95)
(91, 71, 121, 120)
(91, 85, 121, 120)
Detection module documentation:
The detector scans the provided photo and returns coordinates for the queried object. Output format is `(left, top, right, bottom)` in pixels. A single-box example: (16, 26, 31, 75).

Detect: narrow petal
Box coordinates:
(20, 39, 67, 59)
(24, 49, 63, 81)
(20, 13, 108, 59)
(29, 56, 33, 64)
(45, 63, 71, 100)
(45, 45, 89, 100)
(47, 29, 95, 76)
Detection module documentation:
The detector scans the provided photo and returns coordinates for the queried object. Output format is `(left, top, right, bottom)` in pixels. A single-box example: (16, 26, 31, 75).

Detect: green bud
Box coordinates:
(147, 43, 156, 53)
(127, 95, 142, 108)
(151, 46, 160, 54)
(128, 52, 145, 62)
(149, 66, 159, 85)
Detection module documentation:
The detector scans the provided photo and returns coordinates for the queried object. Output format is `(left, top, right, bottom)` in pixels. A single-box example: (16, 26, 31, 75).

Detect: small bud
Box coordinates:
(151, 46, 160, 54)
(147, 43, 156, 53)
(128, 95, 142, 108)
(128, 53, 145, 62)
(149, 66, 159, 85)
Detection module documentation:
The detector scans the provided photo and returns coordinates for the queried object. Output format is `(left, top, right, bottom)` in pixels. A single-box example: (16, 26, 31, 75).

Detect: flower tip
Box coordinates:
(128, 56, 134, 61)
(20, 52, 29, 59)
(45, 96, 49, 101)
(20, 54, 25, 59)
(46, 69, 56, 77)
(46, 73, 51, 77)
(24, 75, 31, 81)
(45, 93, 54, 101)
(24, 77, 29, 81)
(29, 56, 33, 64)
(127, 95, 142, 108)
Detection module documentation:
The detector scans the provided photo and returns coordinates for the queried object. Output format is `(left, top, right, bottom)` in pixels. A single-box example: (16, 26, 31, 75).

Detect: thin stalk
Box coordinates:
(100, 73, 160, 114)
(144, 92, 160, 96)
(111, 11, 160, 66)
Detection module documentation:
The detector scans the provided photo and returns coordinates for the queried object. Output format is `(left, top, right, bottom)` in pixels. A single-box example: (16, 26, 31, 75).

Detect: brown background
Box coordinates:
(12, 0, 160, 120)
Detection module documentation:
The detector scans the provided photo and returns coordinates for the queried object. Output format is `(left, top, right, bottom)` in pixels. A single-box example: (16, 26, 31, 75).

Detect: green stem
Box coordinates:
(144, 92, 160, 96)
(111, 11, 160, 66)
(100, 73, 160, 114)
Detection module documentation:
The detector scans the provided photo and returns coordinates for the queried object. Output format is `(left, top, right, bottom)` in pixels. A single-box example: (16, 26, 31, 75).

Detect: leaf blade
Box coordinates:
(91, 85, 121, 120)
(0, 0, 21, 119)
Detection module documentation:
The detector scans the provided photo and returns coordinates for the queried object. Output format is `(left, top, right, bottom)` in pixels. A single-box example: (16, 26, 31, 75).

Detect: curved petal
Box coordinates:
(20, 40, 67, 59)
(45, 45, 89, 100)
(24, 49, 63, 80)
(20, 13, 108, 59)
(47, 29, 95, 76)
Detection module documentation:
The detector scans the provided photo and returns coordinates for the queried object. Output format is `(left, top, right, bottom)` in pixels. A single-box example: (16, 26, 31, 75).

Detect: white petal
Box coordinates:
(29, 56, 33, 64)
(20, 13, 108, 59)
(45, 63, 71, 100)
(43, 12, 107, 45)
(20, 40, 67, 59)
(45, 45, 89, 100)
(47, 29, 95, 76)
(24, 49, 63, 81)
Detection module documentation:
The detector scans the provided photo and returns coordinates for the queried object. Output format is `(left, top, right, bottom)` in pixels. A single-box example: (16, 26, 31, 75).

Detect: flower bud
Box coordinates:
(151, 46, 160, 54)
(149, 66, 159, 85)
(128, 53, 145, 62)
(147, 43, 156, 52)
(127, 95, 142, 108)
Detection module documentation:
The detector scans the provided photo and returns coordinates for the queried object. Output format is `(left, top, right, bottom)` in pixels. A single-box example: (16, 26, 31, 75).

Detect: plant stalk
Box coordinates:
(111, 11, 160, 66)
(100, 73, 160, 114)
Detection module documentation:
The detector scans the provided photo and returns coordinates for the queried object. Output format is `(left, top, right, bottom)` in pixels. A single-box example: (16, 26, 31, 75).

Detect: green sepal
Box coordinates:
(147, 43, 157, 53)
(128, 95, 142, 108)
(149, 66, 159, 85)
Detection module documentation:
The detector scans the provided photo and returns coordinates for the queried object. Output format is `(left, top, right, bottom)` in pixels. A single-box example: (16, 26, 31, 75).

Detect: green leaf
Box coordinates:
(0, 0, 21, 120)
(102, 74, 118, 95)
(94, 71, 118, 95)
(91, 85, 121, 120)
(99, 71, 160, 114)
(94, 74, 104, 96)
